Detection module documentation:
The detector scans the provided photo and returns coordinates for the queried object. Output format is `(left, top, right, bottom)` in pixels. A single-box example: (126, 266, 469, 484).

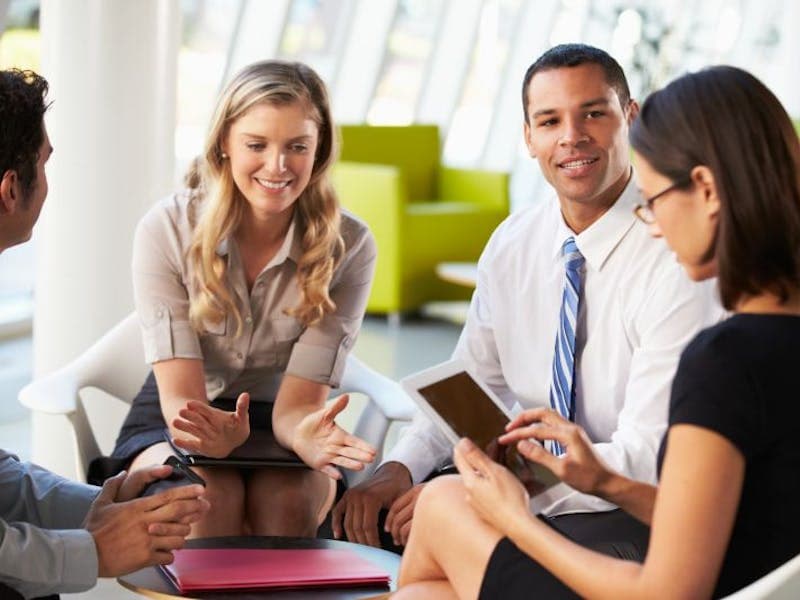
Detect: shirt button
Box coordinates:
(156, 308, 164, 318)
(237, 352, 243, 360)
(245, 316, 253, 324)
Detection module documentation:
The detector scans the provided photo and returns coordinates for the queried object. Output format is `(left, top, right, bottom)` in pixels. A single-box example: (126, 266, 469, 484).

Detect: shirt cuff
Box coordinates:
(382, 433, 444, 484)
(57, 529, 99, 592)
(285, 337, 353, 387)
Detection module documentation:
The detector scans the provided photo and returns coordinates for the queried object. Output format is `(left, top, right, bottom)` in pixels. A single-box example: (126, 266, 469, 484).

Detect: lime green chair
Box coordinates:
(332, 125, 510, 315)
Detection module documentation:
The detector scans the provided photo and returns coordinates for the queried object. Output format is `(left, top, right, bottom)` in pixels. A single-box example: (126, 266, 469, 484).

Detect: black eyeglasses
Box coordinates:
(633, 178, 691, 224)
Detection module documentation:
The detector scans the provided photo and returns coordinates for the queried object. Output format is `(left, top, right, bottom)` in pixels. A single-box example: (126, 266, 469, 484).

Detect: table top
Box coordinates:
(118, 536, 400, 600)
(436, 262, 478, 288)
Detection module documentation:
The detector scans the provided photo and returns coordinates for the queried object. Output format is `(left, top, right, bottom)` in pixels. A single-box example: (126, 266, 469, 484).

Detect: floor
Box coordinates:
(0, 311, 464, 599)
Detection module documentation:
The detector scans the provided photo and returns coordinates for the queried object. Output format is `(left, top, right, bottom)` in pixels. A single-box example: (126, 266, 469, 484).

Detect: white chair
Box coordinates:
(18, 312, 416, 487)
(719, 553, 800, 600)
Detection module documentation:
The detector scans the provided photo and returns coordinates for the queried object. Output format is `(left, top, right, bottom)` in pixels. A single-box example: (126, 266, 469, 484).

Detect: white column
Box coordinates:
(31, 0, 180, 475)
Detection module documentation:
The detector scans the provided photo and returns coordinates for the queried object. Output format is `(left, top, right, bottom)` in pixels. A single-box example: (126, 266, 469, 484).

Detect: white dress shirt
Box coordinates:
(384, 178, 723, 515)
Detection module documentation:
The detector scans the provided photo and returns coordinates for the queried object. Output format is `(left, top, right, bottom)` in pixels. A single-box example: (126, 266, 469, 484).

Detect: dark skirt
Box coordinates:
(87, 372, 275, 485)
(479, 509, 649, 599)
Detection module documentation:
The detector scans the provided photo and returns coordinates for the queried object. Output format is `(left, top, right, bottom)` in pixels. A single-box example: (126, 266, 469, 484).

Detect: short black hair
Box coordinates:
(521, 44, 631, 123)
(0, 69, 50, 201)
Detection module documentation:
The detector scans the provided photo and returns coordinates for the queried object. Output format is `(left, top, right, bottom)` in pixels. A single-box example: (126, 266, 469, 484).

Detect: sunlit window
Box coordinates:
(366, 0, 445, 125)
(279, 0, 352, 83)
(174, 0, 242, 180)
(443, 0, 521, 167)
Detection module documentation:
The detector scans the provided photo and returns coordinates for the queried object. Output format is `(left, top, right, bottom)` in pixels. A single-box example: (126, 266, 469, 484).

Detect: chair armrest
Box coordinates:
(19, 368, 81, 416)
(332, 161, 407, 225)
(438, 166, 510, 211)
(339, 355, 415, 422)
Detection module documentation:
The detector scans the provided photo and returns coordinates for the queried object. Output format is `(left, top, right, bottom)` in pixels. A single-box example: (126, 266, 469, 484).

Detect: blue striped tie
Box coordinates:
(549, 237, 584, 455)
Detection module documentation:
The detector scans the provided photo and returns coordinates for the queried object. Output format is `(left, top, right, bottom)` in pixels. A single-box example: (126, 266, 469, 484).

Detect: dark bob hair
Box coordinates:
(630, 65, 800, 310)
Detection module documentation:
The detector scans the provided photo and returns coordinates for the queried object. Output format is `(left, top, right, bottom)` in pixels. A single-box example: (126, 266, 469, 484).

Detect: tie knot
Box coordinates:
(562, 237, 584, 270)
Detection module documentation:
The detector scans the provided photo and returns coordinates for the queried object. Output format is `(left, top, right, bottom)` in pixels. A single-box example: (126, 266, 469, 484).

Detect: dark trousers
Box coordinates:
(0, 583, 58, 600)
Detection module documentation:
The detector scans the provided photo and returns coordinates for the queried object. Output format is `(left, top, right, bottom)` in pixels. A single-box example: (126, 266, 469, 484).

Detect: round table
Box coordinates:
(118, 536, 400, 599)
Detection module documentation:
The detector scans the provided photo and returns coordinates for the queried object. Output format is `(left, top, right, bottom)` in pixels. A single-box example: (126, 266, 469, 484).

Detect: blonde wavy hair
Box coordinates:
(185, 60, 344, 334)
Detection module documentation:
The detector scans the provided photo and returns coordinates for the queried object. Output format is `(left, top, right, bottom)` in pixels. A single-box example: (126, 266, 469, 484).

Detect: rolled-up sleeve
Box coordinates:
(285, 222, 377, 387)
(132, 198, 203, 364)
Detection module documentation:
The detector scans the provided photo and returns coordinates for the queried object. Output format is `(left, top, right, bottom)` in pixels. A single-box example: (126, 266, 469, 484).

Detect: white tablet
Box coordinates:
(401, 359, 559, 495)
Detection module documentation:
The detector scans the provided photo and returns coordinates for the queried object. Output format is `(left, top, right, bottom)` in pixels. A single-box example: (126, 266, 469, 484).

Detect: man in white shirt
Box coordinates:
(332, 44, 720, 553)
(0, 68, 210, 599)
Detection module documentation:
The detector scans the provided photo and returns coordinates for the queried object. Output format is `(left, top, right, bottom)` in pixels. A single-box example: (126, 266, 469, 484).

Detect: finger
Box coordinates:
(499, 421, 561, 445)
(171, 418, 206, 440)
(454, 438, 495, 475)
(516, 439, 562, 474)
(97, 470, 127, 503)
(170, 436, 203, 453)
(153, 550, 176, 566)
(505, 408, 549, 431)
(328, 444, 377, 462)
(337, 432, 377, 455)
(322, 395, 350, 425)
(331, 498, 346, 539)
(344, 497, 362, 544)
(151, 535, 187, 553)
(385, 487, 414, 530)
(179, 405, 217, 431)
(360, 501, 380, 548)
(330, 456, 366, 471)
(235, 392, 250, 422)
(389, 502, 414, 544)
(399, 520, 412, 546)
(319, 464, 342, 480)
(148, 522, 192, 537)
(140, 483, 206, 511)
(184, 401, 221, 430)
(147, 498, 210, 524)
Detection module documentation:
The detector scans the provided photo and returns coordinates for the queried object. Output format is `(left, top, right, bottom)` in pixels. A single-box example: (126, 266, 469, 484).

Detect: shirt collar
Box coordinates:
(551, 173, 640, 272)
(215, 214, 303, 265)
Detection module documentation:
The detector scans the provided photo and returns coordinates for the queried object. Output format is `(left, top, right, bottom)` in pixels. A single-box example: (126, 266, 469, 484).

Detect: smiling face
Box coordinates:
(223, 100, 319, 222)
(524, 63, 635, 222)
(634, 151, 719, 281)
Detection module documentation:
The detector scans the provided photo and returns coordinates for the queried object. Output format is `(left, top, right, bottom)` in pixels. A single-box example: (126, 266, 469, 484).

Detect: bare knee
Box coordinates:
(247, 469, 333, 536)
(416, 475, 468, 520)
(191, 468, 245, 536)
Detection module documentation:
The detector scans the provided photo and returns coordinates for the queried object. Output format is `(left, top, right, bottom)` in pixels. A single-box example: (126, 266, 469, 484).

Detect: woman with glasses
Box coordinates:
(395, 65, 800, 599)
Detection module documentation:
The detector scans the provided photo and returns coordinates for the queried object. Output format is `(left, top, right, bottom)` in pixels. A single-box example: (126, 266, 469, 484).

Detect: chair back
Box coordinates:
(721, 552, 800, 599)
(338, 124, 440, 200)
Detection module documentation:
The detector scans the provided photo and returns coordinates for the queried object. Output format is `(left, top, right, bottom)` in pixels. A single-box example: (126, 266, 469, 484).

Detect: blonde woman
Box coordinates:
(100, 61, 377, 537)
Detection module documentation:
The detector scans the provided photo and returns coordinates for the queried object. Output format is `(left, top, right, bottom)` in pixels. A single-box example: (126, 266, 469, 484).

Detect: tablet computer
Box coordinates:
(165, 428, 308, 469)
(401, 359, 559, 496)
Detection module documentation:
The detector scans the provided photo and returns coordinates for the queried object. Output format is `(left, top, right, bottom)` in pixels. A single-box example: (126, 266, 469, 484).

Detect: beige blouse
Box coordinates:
(132, 191, 376, 402)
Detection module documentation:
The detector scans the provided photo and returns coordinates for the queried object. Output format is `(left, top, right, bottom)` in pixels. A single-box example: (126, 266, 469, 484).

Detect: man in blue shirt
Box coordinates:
(0, 68, 210, 599)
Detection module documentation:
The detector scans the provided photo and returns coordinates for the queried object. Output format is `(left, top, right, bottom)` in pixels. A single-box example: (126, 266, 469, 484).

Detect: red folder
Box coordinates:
(160, 548, 391, 592)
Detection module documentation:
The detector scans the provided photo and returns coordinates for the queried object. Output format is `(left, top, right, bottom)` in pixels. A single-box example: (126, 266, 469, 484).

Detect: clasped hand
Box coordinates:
(292, 394, 377, 480)
(171, 392, 251, 458)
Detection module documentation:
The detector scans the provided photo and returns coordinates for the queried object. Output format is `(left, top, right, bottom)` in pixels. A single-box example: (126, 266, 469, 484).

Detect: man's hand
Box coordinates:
(116, 464, 175, 502)
(83, 472, 209, 577)
(331, 462, 412, 547)
(385, 483, 426, 547)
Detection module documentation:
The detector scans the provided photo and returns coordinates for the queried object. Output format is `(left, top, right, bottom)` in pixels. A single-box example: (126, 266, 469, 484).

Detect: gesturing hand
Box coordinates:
(84, 472, 209, 577)
(171, 392, 250, 458)
(116, 463, 175, 502)
(499, 407, 613, 495)
(292, 394, 377, 480)
(453, 438, 531, 536)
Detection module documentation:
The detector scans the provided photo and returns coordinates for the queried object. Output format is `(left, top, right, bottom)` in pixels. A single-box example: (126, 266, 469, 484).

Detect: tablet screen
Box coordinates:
(418, 371, 508, 447)
(417, 370, 559, 495)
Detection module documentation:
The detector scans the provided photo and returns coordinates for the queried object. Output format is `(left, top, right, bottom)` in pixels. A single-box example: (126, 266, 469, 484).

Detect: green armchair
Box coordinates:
(332, 125, 510, 315)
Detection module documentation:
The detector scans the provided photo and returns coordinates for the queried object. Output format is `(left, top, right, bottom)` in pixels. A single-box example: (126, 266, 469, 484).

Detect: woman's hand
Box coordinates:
(292, 394, 377, 480)
(453, 438, 531, 535)
(499, 407, 613, 496)
(171, 392, 251, 458)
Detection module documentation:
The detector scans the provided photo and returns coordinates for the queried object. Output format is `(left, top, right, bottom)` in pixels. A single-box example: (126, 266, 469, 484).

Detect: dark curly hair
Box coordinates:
(0, 69, 50, 204)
